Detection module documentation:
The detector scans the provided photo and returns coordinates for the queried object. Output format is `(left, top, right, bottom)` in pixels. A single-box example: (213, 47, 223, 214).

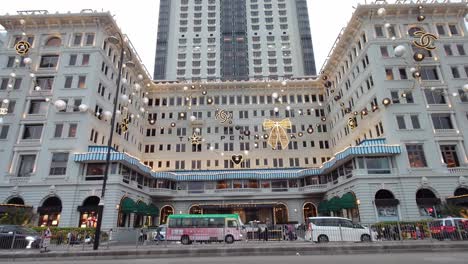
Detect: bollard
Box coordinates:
(10, 231, 16, 249)
(397, 222, 403, 241)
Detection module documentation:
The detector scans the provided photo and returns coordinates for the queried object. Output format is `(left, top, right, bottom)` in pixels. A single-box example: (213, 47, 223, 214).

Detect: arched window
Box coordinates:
(78, 196, 100, 228)
(6, 197, 24, 205)
(160, 205, 174, 225)
(189, 205, 202, 214)
(303, 202, 317, 222)
(38, 196, 62, 227)
(375, 190, 399, 221)
(274, 203, 288, 225)
(416, 189, 440, 217)
(45, 36, 61, 47)
(454, 187, 468, 196)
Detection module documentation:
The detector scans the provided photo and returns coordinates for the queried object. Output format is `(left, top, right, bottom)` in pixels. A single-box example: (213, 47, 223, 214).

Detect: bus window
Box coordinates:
(227, 220, 238, 228)
(182, 218, 192, 227)
(208, 218, 224, 228)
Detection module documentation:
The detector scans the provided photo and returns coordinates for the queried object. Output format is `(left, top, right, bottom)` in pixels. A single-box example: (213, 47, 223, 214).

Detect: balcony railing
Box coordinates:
(448, 167, 468, 174)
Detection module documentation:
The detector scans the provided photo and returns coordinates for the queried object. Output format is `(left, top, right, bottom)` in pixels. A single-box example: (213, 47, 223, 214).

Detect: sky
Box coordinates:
(1, 0, 362, 78)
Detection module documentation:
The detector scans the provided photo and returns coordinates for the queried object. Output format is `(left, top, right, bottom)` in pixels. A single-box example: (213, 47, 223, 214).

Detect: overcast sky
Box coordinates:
(1, 0, 362, 77)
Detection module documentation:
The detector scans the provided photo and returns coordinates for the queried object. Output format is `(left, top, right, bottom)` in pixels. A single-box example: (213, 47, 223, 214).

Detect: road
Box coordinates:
(17, 253, 468, 264)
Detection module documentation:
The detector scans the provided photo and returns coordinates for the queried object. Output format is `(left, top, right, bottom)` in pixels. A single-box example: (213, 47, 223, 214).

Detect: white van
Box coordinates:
(306, 217, 372, 243)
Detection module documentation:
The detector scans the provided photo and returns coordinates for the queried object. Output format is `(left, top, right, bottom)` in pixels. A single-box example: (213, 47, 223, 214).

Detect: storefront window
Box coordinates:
(79, 211, 98, 228)
(39, 213, 60, 227)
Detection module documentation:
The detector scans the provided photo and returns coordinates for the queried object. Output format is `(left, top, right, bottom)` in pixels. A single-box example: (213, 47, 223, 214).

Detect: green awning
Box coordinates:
(135, 201, 148, 214)
(147, 204, 159, 216)
(318, 200, 329, 213)
(340, 192, 357, 209)
(328, 197, 342, 212)
(120, 197, 136, 214)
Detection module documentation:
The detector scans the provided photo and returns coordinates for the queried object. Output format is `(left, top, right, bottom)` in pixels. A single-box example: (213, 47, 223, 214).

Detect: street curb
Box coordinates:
(1, 242, 467, 262)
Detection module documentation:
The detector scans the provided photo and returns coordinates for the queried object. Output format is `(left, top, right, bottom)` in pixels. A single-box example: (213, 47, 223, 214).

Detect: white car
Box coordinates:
(305, 217, 373, 243)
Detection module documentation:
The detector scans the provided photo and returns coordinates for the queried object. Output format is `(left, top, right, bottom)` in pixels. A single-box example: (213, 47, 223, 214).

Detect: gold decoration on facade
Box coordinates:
(215, 108, 233, 124)
(348, 117, 357, 130)
(120, 118, 129, 133)
(231, 155, 243, 165)
(14, 40, 31, 56)
(189, 133, 202, 145)
(413, 31, 438, 51)
(263, 118, 292, 150)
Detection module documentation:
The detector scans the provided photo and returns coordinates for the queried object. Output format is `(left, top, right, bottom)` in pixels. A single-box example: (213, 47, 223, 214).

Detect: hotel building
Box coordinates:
(0, 1, 468, 229)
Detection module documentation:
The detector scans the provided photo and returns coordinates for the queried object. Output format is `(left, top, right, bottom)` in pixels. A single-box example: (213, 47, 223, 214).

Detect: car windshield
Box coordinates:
(430, 220, 443, 227)
(17, 227, 38, 235)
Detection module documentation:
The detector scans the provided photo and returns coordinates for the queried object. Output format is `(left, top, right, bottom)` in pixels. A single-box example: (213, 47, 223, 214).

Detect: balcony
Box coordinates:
(447, 167, 468, 174)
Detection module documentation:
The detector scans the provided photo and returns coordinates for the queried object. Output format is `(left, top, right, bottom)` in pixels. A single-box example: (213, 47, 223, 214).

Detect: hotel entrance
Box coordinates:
(200, 203, 288, 225)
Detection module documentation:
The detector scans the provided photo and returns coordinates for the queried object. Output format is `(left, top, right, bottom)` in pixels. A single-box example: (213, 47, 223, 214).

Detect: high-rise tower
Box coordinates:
(153, 0, 317, 81)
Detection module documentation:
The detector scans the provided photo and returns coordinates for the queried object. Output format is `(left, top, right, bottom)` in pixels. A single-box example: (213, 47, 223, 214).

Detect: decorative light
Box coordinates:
(244, 150, 249, 155)
(263, 134, 269, 139)
(23, 57, 32, 65)
(220, 152, 225, 156)
(3, 99, 9, 104)
(281, 80, 287, 86)
(149, 119, 155, 125)
(195, 128, 201, 133)
(137, 74, 144, 80)
(121, 78, 127, 84)
(394, 45, 406, 57)
(171, 122, 176, 127)
(382, 98, 392, 106)
(207, 98, 213, 104)
(384, 23, 391, 28)
(244, 130, 251, 136)
(9, 73, 16, 78)
(130, 114, 135, 119)
(189, 115, 197, 122)
(298, 132, 304, 137)
(307, 127, 314, 134)
(143, 97, 149, 104)
(361, 108, 369, 116)
(321, 117, 326, 122)
(183, 86, 188, 91)
(409, 67, 417, 73)
(401, 92, 407, 98)
(413, 52, 425, 62)
(120, 94, 129, 104)
(29, 73, 35, 78)
(272, 92, 279, 99)
(202, 91, 207, 95)
(179, 112, 185, 118)
(377, 7, 386, 17)
(353, 111, 359, 116)
(417, 15, 426, 22)
(54, 100, 67, 111)
(412, 71, 421, 78)
(19, 19, 26, 25)
(134, 83, 141, 91)
(102, 111, 112, 121)
(452, 92, 458, 97)
(286, 106, 291, 111)
(372, 105, 379, 112)
(274, 107, 279, 113)
(78, 104, 89, 112)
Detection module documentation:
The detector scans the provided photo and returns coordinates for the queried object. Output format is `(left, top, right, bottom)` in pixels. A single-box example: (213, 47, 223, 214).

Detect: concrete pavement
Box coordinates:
(1, 241, 468, 262)
(8, 252, 468, 264)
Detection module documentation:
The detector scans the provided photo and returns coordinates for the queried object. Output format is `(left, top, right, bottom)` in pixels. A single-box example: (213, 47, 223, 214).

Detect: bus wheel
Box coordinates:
(225, 235, 234, 244)
(181, 235, 190, 245)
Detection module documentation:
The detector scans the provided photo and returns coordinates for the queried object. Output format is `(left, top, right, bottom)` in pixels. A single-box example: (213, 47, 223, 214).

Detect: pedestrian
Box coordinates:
(257, 226, 262, 241)
(109, 228, 113, 243)
(155, 228, 162, 245)
(41, 227, 52, 252)
(264, 226, 268, 242)
(67, 231, 72, 245)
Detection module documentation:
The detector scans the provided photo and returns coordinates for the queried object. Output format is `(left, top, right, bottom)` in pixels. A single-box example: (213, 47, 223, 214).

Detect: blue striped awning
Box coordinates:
(74, 139, 401, 181)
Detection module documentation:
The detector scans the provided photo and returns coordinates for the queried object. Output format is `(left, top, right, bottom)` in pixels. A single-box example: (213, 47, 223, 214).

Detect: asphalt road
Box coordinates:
(19, 253, 468, 264)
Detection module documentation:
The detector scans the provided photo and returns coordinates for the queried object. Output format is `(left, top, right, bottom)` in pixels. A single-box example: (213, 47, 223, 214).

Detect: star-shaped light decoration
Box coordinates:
(189, 133, 202, 145)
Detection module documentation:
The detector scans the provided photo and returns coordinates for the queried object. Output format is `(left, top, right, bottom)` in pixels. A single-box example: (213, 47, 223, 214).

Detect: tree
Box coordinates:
(0, 207, 34, 225)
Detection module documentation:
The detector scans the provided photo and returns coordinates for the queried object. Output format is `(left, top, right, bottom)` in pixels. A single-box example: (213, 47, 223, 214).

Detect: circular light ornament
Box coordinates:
(134, 83, 141, 91)
(120, 94, 129, 104)
(417, 15, 426, 22)
(413, 52, 425, 62)
(384, 23, 391, 28)
(9, 73, 16, 78)
(202, 90, 207, 95)
(195, 128, 201, 133)
(307, 127, 314, 134)
(171, 122, 176, 127)
(78, 104, 89, 112)
(137, 74, 144, 81)
(54, 100, 67, 111)
(274, 107, 279, 113)
(281, 80, 287, 86)
(382, 98, 391, 106)
(272, 92, 279, 99)
(286, 106, 291, 111)
(298, 132, 304, 137)
(189, 115, 197, 122)
(102, 110, 112, 121)
(23, 57, 32, 65)
(3, 99, 10, 104)
(321, 117, 327, 122)
(377, 7, 386, 17)
(29, 73, 35, 78)
(139, 107, 145, 113)
(244, 130, 251, 136)
(121, 78, 127, 84)
(394, 45, 407, 57)
(143, 97, 149, 104)
(183, 86, 188, 91)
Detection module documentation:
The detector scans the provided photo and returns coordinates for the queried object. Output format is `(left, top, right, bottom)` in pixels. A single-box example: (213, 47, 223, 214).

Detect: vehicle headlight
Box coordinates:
(25, 236, 35, 241)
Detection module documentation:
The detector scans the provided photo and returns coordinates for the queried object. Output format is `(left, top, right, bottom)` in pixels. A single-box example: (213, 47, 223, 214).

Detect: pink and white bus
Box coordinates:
(166, 214, 244, 244)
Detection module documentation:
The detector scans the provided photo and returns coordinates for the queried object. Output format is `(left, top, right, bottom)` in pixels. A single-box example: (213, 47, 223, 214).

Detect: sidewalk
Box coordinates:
(1, 240, 468, 262)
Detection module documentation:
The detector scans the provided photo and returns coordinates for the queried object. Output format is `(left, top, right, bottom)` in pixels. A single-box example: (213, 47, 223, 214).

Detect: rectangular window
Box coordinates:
(0, 125, 9, 139)
(375, 25, 384, 37)
(64, 76, 73, 88)
(81, 54, 90, 65)
(436, 25, 446, 36)
(0, 78, 9, 90)
(12, 78, 22, 90)
(49, 152, 69, 175)
(451, 67, 460, 79)
(456, 44, 465, 56)
(35, 76, 54, 90)
(396, 115, 406, 129)
(39, 55, 59, 68)
(68, 123, 78, 137)
(399, 68, 408, 80)
(69, 54, 77, 66)
(440, 145, 460, 168)
(85, 33, 95, 46)
(78, 76, 86, 88)
(28, 100, 48, 114)
(431, 114, 454, 129)
(405, 144, 428, 168)
(410, 115, 421, 129)
(420, 66, 439, 80)
(17, 154, 36, 177)
(444, 45, 453, 56)
(73, 33, 82, 46)
(385, 68, 394, 80)
(424, 89, 446, 104)
(54, 124, 63, 138)
(22, 124, 43, 139)
(449, 24, 459, 35)
(380, 46, 389, 57)
(458, 89, 468, 103)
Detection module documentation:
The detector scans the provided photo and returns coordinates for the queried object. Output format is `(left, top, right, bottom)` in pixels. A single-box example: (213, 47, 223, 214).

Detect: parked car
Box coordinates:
(0, 225, 41, 249)
(152, 224, 167, 241)
(306, 217, 373, 243)
(429, 217, 468, 240)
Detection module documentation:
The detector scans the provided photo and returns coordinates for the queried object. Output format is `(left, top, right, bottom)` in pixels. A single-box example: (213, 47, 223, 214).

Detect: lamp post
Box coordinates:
(93, 33, 134, 250)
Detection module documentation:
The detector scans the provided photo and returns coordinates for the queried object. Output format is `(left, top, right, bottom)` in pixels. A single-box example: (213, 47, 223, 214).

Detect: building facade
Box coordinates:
(0, 2, 468, 229)
(153, 0, 317, 81)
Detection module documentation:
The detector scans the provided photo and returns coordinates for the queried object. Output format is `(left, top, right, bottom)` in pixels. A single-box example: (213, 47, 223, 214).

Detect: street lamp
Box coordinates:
(93, 33, 135, 250)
